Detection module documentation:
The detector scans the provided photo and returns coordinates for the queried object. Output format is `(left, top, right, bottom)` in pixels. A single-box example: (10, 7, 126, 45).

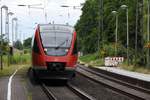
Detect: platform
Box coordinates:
(98, 67, 150, 82)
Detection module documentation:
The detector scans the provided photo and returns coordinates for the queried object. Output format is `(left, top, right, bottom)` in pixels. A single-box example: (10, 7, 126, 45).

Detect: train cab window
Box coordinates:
(39, 24, 74, 56)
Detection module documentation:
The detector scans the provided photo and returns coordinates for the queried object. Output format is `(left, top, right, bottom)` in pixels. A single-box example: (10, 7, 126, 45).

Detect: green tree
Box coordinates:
(0, 34, 9, 54)
(23, 37, 32, 49)
(14, 40, 23, 50)
(75, 0, 145, 65)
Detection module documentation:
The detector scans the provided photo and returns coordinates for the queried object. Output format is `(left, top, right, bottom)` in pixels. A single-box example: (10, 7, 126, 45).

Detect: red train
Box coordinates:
(31, 24, 78, 79)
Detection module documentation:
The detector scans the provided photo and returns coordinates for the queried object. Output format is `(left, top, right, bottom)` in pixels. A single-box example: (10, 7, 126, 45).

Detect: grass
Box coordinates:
(79, 54, 150, 74)
(16, 65, 30, 76)
(79, 54, 97, 63)
(0, 51, 31, 77)
(2, 50, 31, 66)
(15, 64, 32, 100)
(0, 65, 19, 77)
(0, 64, 30, 77)
(15, 65, 32, 100)
(0, 50, 32, 99)
(119, 64, 150, 74)
(27, 92, 32, 100)
(10, 53, 31, 65)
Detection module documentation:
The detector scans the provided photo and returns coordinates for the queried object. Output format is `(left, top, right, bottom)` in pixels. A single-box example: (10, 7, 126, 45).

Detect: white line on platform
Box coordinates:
(7, 68, 20, 100)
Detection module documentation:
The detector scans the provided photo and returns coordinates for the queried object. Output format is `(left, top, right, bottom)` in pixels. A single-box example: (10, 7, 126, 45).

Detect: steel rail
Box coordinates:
(67, 83, 96, 100)
(78, 65, 150, 94)
(41, 82, 95, 100)
(77, 65, 150, 100)
(41, 83, 58, 100)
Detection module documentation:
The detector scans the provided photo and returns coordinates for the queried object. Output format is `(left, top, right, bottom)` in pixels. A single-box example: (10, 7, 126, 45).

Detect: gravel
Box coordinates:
(70, 73, 132, 100)
(26, 68, 49, 100)
(47, 86, 82, 100)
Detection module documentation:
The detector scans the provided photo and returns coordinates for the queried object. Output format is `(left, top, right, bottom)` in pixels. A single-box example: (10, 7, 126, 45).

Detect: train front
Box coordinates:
(32, 24, 78, 79)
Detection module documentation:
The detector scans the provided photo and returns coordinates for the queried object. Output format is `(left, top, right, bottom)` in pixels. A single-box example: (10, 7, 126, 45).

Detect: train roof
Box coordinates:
(39, 24, 74, 33)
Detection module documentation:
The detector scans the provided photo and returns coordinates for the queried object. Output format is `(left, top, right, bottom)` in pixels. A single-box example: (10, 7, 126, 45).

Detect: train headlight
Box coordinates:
(44, 48, 47, 52)
(65, 49, 69, 52)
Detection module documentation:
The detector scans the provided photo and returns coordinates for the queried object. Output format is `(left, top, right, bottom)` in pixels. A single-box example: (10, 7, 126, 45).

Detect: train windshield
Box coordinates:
(39, 25, 74, 56)
(40, 32, 72, 48)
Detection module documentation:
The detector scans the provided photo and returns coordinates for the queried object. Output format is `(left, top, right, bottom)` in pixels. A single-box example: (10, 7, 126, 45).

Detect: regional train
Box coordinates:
(31, 24, 78, 79)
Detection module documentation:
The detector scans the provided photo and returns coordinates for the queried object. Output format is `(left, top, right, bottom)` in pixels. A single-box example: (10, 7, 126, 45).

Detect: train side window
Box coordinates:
(72, 39, 78, 55)
(33, 38, 40, 54)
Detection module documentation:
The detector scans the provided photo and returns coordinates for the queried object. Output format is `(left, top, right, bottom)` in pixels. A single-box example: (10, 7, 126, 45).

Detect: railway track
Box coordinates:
(77, 65, 150, 100)
(41, 83, 57, 100)
(41, 82, 96, 100)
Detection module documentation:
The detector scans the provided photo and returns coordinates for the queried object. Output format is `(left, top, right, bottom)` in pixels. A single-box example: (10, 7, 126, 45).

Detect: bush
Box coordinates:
(100, 43, 126, 57)
(24, 49, 31, 54)
(133, 51, 146, 66)
(79, 53, 98, 63)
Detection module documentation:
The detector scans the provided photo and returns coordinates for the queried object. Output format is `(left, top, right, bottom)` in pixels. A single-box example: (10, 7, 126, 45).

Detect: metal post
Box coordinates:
(127, 8, 129, 66)
(5, 9, 8, 43)
(147, 0, 150, 67)
(98, 0, 101, 53)
(7, 12, 14, 66)
(44, 0, 48, 23)
(11, 17, 17, 66)
(12, 19, 14, 46)
(15, 20, 18, 41)
(135, 0, 138, 64)
(11, 18, 14, 64)
(0, 7, 3, 70)
(12, 18, 17, 47)
(15, 21, 16, 41)
(100, 0, 104, 47)
(7, 14, 9, 45)
(5, 9, 9, 67)
(112, 11, 118, 56)
(121, 5, 129, 66)
(115, 14, 118, 56)
(0, 5, 8, 69)
(7, 12, 14, 46)
(44, 12, 47, 23)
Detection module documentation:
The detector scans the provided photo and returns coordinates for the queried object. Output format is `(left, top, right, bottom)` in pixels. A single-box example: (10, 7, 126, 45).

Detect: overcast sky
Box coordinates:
(0, 0, 85, 43)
